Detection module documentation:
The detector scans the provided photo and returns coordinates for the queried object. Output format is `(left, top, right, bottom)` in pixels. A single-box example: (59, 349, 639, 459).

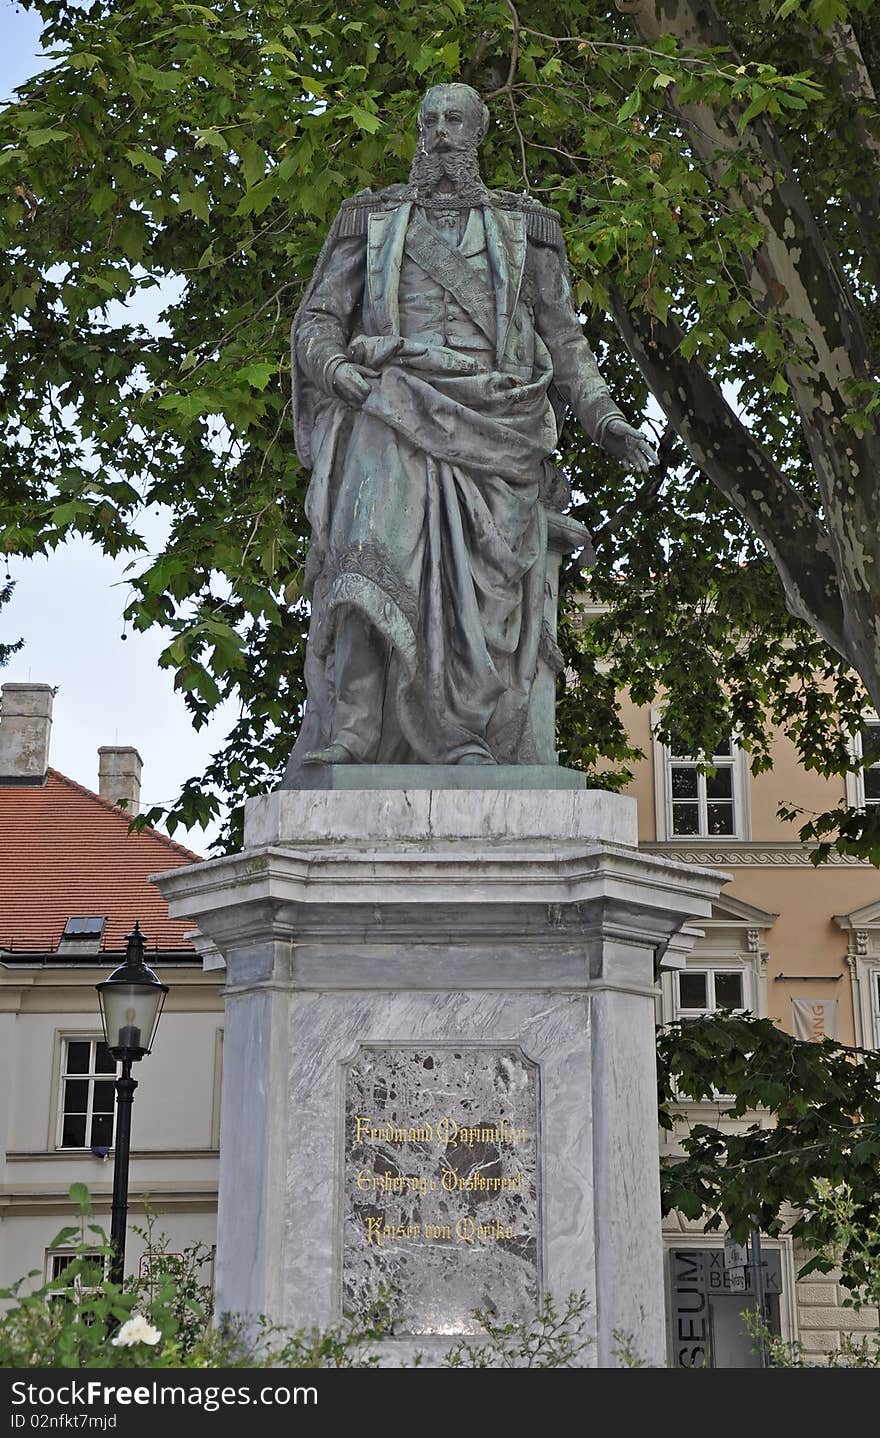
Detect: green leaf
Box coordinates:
(346, 104, 382, 134)
(438, 41, 460, 72)
(24, 128, 71, 147)
(51, 500, 90, 526)
(179, 188, 210, 222)
(69, 1182, 92, 1214)
(616, 92, 642, 124)
(157, 391, 219, 419)
(124, 148, 164, 177)
(193, 128, 229, 152)
(48, 1226, 84, 1248)
(239, 139, 268, 189)
(235, 361, 276, 390)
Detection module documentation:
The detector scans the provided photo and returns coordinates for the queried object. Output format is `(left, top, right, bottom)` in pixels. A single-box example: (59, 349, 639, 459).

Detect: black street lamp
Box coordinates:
(96, 922, 168, 1287)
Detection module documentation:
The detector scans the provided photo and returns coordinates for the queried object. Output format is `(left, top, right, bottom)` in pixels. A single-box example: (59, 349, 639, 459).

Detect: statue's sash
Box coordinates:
(403, 209, 497, 347)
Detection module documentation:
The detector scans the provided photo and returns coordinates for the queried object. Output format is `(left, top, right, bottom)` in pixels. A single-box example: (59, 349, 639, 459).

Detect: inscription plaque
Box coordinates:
(342, 1045, 540, 1335)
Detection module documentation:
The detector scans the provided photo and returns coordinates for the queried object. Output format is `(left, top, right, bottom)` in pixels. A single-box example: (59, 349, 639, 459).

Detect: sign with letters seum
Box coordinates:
(670, 1248, 783, 1367)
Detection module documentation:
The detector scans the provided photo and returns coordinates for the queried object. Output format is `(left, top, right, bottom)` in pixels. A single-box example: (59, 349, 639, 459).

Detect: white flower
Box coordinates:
(111, 1313, 162, 1347)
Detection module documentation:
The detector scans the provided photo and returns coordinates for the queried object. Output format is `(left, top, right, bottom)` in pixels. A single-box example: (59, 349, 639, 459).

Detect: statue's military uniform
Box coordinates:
(292, 185, 626, 470)
(287, 186, 627, 770)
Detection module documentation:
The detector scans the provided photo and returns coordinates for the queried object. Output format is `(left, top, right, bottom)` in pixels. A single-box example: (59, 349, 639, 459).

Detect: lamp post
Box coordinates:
(96, 922, 168, 1287)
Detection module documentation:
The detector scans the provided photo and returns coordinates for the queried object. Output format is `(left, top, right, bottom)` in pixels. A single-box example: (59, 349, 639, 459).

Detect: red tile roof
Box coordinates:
(0, 769, 200, 954)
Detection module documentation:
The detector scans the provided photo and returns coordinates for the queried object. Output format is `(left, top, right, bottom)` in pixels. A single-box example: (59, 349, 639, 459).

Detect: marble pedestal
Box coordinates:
(154, 787, 725, 1367)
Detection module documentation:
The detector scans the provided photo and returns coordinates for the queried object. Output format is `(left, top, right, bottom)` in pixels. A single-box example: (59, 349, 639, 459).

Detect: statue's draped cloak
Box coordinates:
(287, 192, 620, 768)
(296, 339, 557, 763)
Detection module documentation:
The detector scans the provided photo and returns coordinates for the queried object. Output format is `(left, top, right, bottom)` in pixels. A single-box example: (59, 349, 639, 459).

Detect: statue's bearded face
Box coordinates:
(419, 87, 484, 157)
(408, 83, 488, 201)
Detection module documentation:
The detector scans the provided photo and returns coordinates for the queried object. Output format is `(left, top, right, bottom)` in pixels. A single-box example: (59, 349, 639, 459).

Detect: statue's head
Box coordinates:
(417, 83, 489, 155)
(409, 82, 489, 200)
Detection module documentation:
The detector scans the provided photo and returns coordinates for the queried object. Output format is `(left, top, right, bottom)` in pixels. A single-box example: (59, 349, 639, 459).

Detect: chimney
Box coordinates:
(98, 746, 143, 813)
(0, 683, 54, 784)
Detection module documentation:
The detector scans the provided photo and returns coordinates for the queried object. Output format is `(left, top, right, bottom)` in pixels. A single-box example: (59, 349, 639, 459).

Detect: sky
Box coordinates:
(1, 2, 234, 852)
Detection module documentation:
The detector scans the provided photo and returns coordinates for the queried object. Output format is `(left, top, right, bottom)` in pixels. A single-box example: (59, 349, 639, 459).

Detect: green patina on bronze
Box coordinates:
(284, 82, 655, 781)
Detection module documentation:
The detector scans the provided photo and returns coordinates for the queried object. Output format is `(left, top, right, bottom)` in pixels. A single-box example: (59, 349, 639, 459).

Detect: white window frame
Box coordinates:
(673, 964, 749, 1021)
(651, 710, 751, 842)
(56, 1035, 118, 1152)
(661, 956, 755, 1096)
(852, 960, 880, 1050)
(46, 1250, 108, 1309)
(844, 710, 880, 810)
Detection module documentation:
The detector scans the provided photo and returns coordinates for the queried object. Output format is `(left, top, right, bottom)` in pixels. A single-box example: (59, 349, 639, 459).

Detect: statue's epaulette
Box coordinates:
(492, 190, 564, 248)
(335, 185, 408, 237)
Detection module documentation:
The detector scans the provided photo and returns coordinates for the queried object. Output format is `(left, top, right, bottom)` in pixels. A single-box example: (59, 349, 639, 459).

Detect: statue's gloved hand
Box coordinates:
(348, 335, 416, 369)
(602, 419, 658, 473)
(331, 362, 377, 407)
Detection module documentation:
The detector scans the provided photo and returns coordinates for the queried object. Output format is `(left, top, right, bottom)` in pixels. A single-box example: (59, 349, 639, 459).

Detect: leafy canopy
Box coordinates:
(1, 1, 877, 845)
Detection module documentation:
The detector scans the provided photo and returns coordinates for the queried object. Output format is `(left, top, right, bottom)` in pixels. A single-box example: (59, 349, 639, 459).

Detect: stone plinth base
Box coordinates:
(154, 788, 725, 1367)
(282, 763, 590, 791)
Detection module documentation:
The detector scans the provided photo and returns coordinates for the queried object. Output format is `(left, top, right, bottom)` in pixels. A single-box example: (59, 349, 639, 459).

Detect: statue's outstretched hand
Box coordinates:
(603, 419, 658, 473)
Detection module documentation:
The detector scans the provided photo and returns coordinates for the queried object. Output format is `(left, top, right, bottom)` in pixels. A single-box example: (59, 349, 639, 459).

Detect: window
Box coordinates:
(844, 713, 880, 811)
(676, 968, 745, 1018)
(47, 1251, 107, 1318)
(652, 717, 750, 841)
(62, 916, 106, 939)
(58, 1038, 117, 1149)
(669, 736, 737, 837)
(48, 1251, 106, 1284)
(58, 916, 106, 955)
(858, 719, 880, 806)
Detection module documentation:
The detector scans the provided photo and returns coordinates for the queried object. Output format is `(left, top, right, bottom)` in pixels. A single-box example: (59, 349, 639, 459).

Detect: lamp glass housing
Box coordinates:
(98, 976, 167, 1060)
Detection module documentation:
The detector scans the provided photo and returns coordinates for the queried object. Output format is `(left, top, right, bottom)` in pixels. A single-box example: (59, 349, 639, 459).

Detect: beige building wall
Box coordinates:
(616, 690, 880, 1047)
(617, 689, 880, 1361)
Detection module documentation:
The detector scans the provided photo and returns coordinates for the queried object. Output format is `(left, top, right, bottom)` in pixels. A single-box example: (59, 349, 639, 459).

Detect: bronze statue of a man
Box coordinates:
(286, 82, 655, 773)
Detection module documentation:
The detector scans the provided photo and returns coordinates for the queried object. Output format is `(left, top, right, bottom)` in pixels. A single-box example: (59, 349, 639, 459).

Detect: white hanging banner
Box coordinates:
(791, 998, 839, 1042)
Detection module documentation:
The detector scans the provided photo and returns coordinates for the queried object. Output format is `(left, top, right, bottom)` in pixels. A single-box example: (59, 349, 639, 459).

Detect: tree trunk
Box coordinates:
(615, 0, 880, 711)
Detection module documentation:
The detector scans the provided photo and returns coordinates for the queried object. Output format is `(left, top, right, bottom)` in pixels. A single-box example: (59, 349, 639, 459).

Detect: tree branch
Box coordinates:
(486, 0, 520, 98)
(616, 0, 880, 696)
(461, 28, 498, 86)
(607, 287, 851, 662)
(818, 21, 880, 291)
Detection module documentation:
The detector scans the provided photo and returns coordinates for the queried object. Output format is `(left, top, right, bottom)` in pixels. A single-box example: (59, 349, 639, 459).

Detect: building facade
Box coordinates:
(0, 683, 222, 1297)
(617, 692, 880, 1366)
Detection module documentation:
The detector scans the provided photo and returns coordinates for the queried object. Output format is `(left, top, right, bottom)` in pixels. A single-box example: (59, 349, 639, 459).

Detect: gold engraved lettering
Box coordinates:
(448, 1120, 528, 1149)
(365, 1217, 422, 1246)
(365, 1216, 384, 1247)
(356, 1168, 431, 1197)
(476, 1219, 515, 1241)
(441, 1168, 525, 1193)
(453, 1215, 515, 1243)
(354, 1117, 434, 1144)
(423, 1223, 453, 1240)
